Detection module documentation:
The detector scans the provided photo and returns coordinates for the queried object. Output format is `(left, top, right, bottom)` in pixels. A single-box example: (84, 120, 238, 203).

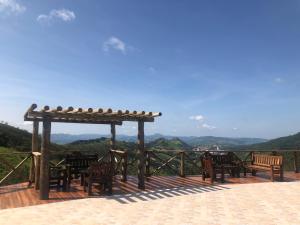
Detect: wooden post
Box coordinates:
(180, 151, 185, 177)
(110, 123, 116, 150)
(34, 154, 41, 190)
(40, 119, 51, 200)
(145, 151, 151, 177)
(29, 121, 39, 185)
(137, 120, 145, 189)
(294, 151, 299, 173)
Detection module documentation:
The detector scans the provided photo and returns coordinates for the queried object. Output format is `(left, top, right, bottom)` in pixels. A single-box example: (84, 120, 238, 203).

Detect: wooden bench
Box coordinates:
(244, 154, 283, 181)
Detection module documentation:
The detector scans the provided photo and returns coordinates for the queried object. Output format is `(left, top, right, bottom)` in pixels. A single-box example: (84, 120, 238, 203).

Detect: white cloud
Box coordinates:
(202, 123, 216, 130)
(0, 0, 26, 14)
(37, 9, 75, 24)
(189, 115, 204, 121)
(232, 127, 238, 131)
(103, 36, 127, 54)
(274, 77, 283, 83)
(148, 67, 156, 73)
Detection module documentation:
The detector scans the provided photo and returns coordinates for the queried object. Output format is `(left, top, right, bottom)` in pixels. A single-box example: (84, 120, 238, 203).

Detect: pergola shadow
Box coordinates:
(102, 184, 230, 204)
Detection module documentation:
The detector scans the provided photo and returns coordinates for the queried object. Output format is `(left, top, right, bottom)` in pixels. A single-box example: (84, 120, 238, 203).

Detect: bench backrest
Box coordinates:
(65, 154, 98, 169)
(252, 154, 283, 166)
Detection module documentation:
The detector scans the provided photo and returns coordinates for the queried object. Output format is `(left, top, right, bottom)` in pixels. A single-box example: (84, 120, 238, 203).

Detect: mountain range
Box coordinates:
(1, 123, 300, 152)
(51, 133, 267, 147)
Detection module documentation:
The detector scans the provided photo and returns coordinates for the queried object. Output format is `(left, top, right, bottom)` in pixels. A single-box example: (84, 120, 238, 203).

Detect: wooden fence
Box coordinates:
(0, 149, 299, 187)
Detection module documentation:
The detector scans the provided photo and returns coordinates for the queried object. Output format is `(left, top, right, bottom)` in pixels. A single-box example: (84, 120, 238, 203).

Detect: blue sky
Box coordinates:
(0, 0, 300, 138)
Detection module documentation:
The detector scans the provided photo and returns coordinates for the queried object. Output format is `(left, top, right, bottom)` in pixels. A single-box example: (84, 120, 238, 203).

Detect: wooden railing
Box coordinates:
(145, 150, 203, 177)
(1, 149, 299, 188)
(110, 149, 128, 182)
(144, 149, 300, 177)
(0, 152, 32, 186)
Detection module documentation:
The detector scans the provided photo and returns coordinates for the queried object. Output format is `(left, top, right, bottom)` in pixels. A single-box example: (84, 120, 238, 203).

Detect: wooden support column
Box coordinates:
(145, 151, 151, 177)
(29, 121, 39, 185)
(110, 123, 116, 150)
(180, 151, 185, 177)
(31, 121, 40, 189)
(137, 120, 145, 189)
(294, 151, 299, 173)
(39, 119, 51, 200)
(34, 154, 41, 190)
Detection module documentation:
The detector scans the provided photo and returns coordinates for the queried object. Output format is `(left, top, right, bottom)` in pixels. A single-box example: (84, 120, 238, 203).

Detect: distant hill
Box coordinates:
(0, 123, 32, 151)
(0, 123, 66, 152)
(184, 136, 267, 147)
(147, 137, 191, 150)
(238, 132, 300, 150)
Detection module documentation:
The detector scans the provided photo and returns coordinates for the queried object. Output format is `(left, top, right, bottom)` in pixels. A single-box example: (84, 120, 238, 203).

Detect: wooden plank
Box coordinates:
(39, 119, 51, 200)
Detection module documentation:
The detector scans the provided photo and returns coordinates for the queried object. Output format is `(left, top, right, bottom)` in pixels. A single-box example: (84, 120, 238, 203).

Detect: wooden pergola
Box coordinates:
(24, 104, 162, 200)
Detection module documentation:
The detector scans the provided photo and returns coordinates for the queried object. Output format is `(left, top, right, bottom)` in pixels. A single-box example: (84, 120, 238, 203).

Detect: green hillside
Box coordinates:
(0, 123, 32, 151)
(246, 132, 300, 150)
(147, 137, 191, 150)
(186, 136, 267, 147)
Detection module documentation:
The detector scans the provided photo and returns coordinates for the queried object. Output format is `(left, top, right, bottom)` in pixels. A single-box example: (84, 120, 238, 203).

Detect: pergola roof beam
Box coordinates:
(24, 104, 162, 123)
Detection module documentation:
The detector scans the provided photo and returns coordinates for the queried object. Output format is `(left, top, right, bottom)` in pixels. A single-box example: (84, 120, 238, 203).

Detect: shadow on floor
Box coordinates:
(101, 184, 230, 204)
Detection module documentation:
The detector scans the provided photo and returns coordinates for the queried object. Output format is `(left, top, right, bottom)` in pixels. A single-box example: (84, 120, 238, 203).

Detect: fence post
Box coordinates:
(180, 151, 185, 177)
(146, 151, 151, 177)
(121, 151, 128, 182)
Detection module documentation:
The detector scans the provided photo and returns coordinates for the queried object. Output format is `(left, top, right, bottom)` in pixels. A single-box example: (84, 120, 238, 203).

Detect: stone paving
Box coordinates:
(0, 182, 299, 225)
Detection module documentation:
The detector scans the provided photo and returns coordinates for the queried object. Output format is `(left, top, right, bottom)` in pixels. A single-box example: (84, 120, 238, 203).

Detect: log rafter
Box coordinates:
(24, 104, 162, 124)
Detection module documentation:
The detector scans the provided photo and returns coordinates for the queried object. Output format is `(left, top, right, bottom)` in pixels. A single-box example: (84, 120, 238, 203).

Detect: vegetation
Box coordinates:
(0, 147, 31, 185)
(239, 132, 300, 150)
(146, 137, 191, 150)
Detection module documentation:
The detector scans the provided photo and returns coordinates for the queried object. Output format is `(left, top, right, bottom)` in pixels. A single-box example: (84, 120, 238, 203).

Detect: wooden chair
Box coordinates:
(201, 153, 224, 184)
(65, 153, 98, 185)
(212, 152, 242, 177)
(83, 162, 113, 196)
(49, 166, 67, 191)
